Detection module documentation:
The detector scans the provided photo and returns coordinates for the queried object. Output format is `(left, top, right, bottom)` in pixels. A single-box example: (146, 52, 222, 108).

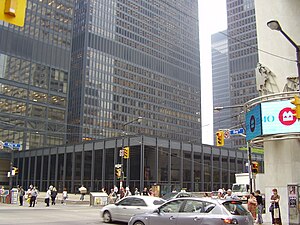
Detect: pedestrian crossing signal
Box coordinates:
(216, 131, 224, 146)
(252, 162, 259, 174)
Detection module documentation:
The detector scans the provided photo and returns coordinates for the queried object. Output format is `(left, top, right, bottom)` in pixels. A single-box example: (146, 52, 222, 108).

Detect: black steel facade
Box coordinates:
(68, 0, 202, 145)
(0, 1, 74, 149)
(13, 135, 264, 194)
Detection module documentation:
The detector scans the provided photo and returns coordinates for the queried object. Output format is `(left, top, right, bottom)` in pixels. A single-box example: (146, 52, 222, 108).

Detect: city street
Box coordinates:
(0, 203, 125, 225)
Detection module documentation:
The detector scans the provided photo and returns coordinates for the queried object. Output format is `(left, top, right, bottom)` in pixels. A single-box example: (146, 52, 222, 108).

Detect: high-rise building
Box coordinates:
(0, 1, 74, 150)
(211, 30, 232, 147)
(68, 0, 202, 144)
(226, 0, 259, 148)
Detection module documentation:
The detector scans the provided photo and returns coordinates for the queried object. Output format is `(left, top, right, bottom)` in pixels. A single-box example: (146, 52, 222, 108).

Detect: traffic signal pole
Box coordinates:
(247, 142, 253, 193)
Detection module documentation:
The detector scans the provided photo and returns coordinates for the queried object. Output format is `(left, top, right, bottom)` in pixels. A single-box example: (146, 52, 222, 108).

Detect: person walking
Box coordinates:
(255, 190, 263, 225)
(29, 187, 38, 207)
(51, 187, 58, 205)
(247, 192, 257, 220)
(270, 188, 282, 225)
(134, 187, 140, 195)
(78, 185, 87, 201)
(124, 187, 132, 197)
(45, 187, 51, 207)
(18, 186, 25, 206)
(62, 188, 68, 205)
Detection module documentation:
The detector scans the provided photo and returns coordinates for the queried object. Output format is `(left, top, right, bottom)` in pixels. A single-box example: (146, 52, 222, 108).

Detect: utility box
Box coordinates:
(10, 188, 18, 204)
(287, 184, 300, 225)
(90, 192, 108, 206)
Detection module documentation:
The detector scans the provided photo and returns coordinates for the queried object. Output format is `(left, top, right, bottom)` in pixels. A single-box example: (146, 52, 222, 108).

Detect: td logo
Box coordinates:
(279, 107, 296, 126)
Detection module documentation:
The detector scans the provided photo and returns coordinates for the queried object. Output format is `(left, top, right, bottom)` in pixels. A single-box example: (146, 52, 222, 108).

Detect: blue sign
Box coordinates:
(246, 104, 262, 141)
(230, 128, 244, 135)
(3, 142, 21, 150)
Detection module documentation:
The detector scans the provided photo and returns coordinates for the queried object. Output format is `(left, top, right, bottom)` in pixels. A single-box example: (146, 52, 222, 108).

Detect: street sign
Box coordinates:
(230, 128, 244, 135)
(2, 142, 21, 150)
(224, 130, 230, 139)
(119, 149, 124, 157)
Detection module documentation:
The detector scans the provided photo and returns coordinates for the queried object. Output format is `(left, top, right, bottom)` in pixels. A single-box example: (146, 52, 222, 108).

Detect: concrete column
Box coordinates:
(264, 138, 300, 224)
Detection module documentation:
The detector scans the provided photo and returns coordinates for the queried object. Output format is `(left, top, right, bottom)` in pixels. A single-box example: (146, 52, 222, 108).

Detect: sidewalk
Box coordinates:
(36, 192, 90, 205)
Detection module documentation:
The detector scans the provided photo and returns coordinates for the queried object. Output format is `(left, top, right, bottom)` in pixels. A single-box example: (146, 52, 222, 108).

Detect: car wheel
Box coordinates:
(133, 221, 145, 225)
(103, 211, 112, 223)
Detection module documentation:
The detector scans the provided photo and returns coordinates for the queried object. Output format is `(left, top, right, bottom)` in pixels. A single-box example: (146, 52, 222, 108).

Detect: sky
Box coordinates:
(198, 0, 227, 145)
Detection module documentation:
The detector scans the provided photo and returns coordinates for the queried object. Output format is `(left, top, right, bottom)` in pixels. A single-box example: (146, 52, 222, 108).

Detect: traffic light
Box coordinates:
(123, 147, 130, 159)
(216, 130, 224, 146)
(115, 164, 122, 179)
(252, 162, 259, 174)
(0, 0, 27, 27)
(291, 95, 300, 120)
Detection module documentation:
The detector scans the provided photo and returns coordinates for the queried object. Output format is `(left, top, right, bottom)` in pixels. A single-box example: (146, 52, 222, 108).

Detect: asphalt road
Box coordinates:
(0, 203, 125, 225)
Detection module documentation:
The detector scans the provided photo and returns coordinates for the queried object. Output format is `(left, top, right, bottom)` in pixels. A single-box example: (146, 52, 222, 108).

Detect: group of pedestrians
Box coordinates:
(16, 184, 68, 207)
(107, 185, 155, 203)
(215, 187, 281, 225)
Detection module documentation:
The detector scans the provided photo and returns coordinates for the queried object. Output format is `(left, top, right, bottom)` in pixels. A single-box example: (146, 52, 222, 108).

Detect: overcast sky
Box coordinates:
(198, 0, 227, 145)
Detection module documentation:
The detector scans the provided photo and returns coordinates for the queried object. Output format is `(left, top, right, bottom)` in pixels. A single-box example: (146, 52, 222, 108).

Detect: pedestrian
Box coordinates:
(62, 188, 68, 205)
(45, 186, 51, 207)
(30, 186, 38, 207)
(247, 192, 257, 220)
(134, 187, 140, 195)
(51, 187, 58, 205)
(224, 189, 239, 199)
(217, 189, 223, 199)
(108, 188, 117, 204)
(124, 187, 132, 197)
(120, 187, 125, 199)
(142, 187, 149, 196)
(270, 188, 282, 225)
(149, 188, 154, 196)
(78, 185, 87, 201)
(255, 190, 263, 225)
(18, 186, 25, 206)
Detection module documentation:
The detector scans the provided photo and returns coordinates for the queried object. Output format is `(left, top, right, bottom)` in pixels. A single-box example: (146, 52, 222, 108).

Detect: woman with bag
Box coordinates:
(270, 188, 282, 225)
(247, 192, 257, 220)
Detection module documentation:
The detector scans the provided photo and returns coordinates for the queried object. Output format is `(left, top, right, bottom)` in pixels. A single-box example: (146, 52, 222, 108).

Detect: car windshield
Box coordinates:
(232, 184, 247, 192)
(162, 192, 177, 200)
(153, 199, 165, 205)
(223, 201, 249, 215)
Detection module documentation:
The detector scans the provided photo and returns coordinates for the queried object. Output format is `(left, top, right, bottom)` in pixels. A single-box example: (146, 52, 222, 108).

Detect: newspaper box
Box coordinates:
(90, 192, 108, 206)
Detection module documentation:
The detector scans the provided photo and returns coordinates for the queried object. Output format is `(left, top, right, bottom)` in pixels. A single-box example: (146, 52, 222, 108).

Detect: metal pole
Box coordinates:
(296, 48, 300, 92)
(120, 136, 124, 190)
(9, 150, 14, 191)
(247, 142, 253, 193)
(279, 29, 300, 92)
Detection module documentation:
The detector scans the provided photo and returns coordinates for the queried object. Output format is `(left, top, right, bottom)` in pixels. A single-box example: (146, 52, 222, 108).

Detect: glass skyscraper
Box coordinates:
(0, 1, 74, 150)
(68, 0, 202, 144)
(211, 30, 232, 147)
(226, 0, 259, 148)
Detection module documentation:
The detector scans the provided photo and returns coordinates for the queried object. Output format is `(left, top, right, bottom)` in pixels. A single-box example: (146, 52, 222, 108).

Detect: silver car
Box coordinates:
(100, 195, 165, 223)
(128, 197, 254, 225)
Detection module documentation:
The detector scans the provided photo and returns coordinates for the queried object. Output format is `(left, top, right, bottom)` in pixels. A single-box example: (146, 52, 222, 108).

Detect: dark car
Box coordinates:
(128, 197, 254, 225)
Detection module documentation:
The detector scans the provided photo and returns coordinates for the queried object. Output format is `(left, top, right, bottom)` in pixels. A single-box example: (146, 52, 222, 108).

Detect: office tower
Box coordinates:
(211, 30, 232, 147)
(0, 1, 74, 149)
(226, 0, 259, 148)
(68, 0, 202, 144)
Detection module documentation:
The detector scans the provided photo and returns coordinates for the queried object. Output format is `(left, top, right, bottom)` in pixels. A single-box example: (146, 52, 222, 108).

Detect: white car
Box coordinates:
(100, 195, 165, 223)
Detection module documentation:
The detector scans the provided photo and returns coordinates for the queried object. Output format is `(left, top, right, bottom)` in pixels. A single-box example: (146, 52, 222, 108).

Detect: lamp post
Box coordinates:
(267, 20, 300, 92)
(120, 117, 142, 190)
